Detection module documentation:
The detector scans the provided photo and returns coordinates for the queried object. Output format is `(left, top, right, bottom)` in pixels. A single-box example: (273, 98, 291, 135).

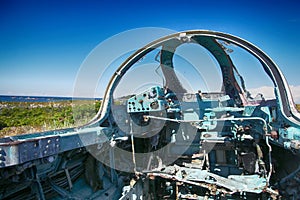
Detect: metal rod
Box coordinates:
(64, 168, 73, 190)
(130, 119, 137, 173)
(145, 115, 268, 127)
(265, 136, 273, 185)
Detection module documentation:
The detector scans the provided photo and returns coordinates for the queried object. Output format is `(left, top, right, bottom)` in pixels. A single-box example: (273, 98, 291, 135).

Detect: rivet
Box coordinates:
(48, 140, 51, 144)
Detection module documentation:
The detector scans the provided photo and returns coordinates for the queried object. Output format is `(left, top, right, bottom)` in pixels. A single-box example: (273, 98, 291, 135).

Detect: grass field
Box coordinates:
(0, 100, 101, 137)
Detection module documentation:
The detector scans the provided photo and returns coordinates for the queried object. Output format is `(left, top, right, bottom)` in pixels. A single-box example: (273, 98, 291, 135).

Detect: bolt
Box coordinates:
(48, 156, 55, 163)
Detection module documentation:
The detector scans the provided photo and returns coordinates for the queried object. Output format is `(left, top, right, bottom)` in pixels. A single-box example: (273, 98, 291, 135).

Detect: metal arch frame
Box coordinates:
(85, 30, 300, 128)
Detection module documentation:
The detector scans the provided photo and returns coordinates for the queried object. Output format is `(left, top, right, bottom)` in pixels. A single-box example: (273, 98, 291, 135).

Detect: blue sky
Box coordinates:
(0, 0, 299, 100)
